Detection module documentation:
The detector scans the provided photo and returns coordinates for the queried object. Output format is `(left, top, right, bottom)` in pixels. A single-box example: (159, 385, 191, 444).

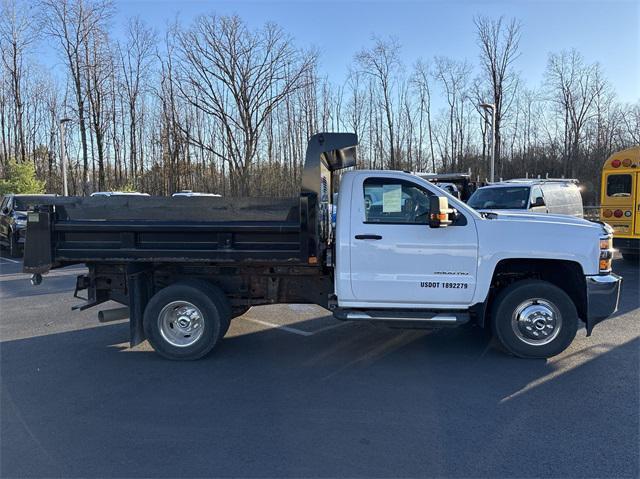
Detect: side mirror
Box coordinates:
(364, 194, 372, 211)
(429, 196, 454, 228)
(1, 207, 9, 215)
(531, 196, 545, 208)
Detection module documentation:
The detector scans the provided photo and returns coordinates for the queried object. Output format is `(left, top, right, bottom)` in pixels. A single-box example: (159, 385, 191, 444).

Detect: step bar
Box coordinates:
(333, 308, 469, 327)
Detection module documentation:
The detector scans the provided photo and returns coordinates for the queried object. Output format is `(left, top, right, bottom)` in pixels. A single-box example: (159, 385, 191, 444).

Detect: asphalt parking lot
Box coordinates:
(1, 255, 638, 478)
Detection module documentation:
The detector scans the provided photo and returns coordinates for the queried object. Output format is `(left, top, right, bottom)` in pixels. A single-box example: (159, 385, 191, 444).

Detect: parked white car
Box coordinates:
(90, 191, 150, 197)
(172, 191, 221, 197)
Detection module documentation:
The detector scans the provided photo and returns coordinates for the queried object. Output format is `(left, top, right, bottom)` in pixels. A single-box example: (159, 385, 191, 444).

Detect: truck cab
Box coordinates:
(336, 170, 478, 309)
(331, 169, 620, 358)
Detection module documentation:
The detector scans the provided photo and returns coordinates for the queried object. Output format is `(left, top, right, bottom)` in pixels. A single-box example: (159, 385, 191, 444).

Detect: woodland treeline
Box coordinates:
(1, 0, 638, 202)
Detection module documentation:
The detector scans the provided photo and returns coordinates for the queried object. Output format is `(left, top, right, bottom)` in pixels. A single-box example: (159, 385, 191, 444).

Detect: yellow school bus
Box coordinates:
(600, 146, 640, 261)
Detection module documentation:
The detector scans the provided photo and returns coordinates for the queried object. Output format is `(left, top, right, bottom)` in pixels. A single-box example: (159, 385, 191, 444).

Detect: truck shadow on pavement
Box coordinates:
(613, 258, 640, 317)
(1, 315, 638, 478)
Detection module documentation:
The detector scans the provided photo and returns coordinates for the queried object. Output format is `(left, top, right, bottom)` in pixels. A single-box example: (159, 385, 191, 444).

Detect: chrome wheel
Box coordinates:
(511, 298, 562, 346)
(158, 301, 205, 348)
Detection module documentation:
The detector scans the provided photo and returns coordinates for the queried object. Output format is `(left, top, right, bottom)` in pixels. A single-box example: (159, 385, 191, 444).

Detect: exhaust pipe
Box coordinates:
(98, 307, 130, 323)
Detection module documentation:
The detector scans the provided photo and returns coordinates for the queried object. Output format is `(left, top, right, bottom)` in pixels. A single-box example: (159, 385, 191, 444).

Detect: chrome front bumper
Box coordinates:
(585, 273, 622, 335)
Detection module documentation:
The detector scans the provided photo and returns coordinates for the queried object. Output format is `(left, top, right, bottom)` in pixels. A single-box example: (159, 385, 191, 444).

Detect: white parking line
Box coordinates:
(309, 321, 350, 335)
(0, 257, 21, 264)
(243, 317, 314, 336)
(242, 317, 347, 337)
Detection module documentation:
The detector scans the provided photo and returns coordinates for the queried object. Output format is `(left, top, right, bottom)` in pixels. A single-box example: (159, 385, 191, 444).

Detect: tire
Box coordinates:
(180, 279, 232, 340)
(9, 232, 20, 258)
(621, 252, 639, 265)
(143, 281, 230, 360)
(491, 279, 578, 359)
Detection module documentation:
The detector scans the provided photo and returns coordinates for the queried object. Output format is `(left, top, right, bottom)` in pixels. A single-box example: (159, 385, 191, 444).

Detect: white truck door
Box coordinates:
(349, 175, 478, 307)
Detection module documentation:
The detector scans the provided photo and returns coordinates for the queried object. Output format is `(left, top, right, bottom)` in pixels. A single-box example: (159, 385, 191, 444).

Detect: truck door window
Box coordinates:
(606, 174, 632, 197)
(363, 178, 433, 224)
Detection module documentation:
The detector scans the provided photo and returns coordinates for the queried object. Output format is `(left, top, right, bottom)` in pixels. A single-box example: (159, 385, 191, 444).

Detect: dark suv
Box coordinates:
(0, 194, 56, 257)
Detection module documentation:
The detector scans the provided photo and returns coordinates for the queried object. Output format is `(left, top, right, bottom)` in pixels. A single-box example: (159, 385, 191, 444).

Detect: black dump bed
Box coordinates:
(27, 195, 302, 266)
(23, 133, 357, 274)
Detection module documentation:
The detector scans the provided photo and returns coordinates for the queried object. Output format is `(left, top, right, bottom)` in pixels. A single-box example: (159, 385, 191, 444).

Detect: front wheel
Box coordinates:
(491, 279, 578, 359)
(143, 281, 230, 360)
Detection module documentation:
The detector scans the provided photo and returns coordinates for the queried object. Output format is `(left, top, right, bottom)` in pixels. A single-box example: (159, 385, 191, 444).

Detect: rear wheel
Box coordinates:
(184, 279, 232, 339)
(491, 279, 578, 359)
(143, 281, 230, 360)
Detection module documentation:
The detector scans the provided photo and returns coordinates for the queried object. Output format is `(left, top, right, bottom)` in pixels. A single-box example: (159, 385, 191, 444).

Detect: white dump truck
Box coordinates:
(24, 133, 621, 360)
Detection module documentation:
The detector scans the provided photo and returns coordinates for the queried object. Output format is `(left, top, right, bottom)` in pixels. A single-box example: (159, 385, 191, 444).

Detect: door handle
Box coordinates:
(355, 234, 382, 240)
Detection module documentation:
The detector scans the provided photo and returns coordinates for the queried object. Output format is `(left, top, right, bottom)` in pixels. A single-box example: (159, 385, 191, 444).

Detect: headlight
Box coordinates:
(15, 218, 27, 226)
(599, 236, 613, 273)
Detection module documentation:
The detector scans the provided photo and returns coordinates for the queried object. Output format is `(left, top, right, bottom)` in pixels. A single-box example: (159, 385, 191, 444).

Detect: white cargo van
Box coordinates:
(468, 179, 583, 218)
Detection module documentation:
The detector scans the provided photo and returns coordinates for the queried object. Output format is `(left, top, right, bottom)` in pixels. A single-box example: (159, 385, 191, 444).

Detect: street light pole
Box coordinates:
(59, 118, 71, 196)
(480, 103, 496, 183)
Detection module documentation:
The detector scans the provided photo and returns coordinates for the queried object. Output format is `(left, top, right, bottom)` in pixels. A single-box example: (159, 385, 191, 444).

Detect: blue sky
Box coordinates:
(112, 0, 639, 103)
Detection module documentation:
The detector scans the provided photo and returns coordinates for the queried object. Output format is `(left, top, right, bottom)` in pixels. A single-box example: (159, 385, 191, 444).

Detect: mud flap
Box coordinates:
(126, 265, 153, 347)
(23, 207, 54, 274)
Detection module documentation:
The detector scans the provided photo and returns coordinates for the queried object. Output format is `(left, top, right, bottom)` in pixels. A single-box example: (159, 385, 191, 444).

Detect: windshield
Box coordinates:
(468, 186, 530, 210)
(13, 197, 44, 211)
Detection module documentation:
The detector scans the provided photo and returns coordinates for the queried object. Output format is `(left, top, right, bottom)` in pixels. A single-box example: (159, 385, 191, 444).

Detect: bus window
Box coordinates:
(606, 174, 632, 197)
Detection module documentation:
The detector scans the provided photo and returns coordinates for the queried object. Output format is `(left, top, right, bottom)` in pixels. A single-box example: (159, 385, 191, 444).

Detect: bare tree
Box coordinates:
(44, 81, 59, 191)
(471, 76, 492, 174)
(412, 60, 436, 172)
(356, 36, 402, 169)
(41, 0, 113, 194)
(84, 26, 113, 190)
(474, 15, 521, 175)
(433, 56, 471, 171)
(621, 102, 640, 145)
(176, 15, 315, 195)
(0, 0, 40, 163)
(119, 16, 155, 185)
(345, 69, 369, 150)
(0, 7, 637, 203)
(546, 49, 606, 176)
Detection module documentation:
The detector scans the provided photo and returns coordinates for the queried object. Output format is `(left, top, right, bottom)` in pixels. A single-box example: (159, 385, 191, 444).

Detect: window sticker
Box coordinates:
(382, 184, 402, 212)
